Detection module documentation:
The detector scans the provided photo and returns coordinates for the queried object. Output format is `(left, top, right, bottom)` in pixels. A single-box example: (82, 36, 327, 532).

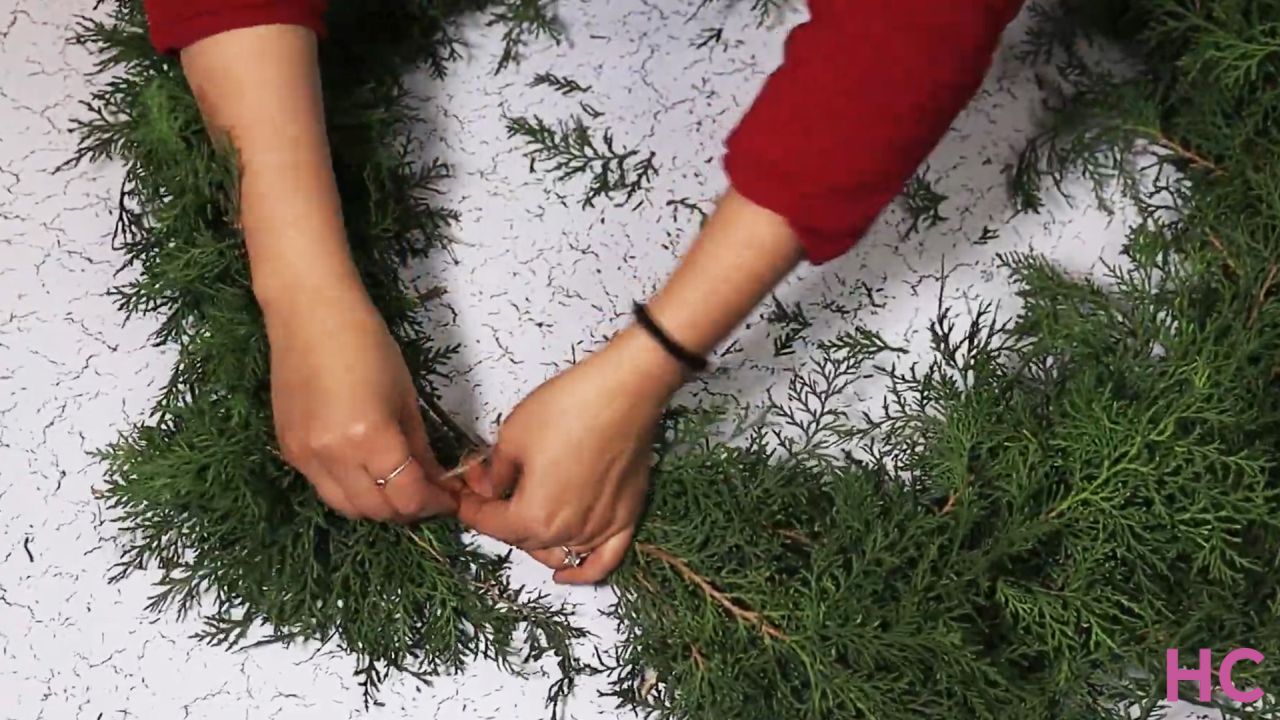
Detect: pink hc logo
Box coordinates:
(1166, 648, 1265, 703)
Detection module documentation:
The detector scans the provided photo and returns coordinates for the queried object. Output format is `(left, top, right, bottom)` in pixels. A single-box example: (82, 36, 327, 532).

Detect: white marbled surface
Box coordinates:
(0, 0, 1215, 718)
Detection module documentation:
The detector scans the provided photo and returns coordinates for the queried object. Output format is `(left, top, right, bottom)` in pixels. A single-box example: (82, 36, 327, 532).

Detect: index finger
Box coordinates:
(399, 396, 450, 486)
(455, 491, 534, 548)
(386, 457, 459, 519)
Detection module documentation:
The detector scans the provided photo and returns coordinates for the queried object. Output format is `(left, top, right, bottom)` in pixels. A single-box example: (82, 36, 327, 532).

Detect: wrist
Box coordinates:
(252, 253, 370, 327)
(599, 325, 691, 405)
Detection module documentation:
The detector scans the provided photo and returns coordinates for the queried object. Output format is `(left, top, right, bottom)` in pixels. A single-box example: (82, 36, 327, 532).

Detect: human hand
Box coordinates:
(456, 328, 684, 583)
(264, 283, 458, 522)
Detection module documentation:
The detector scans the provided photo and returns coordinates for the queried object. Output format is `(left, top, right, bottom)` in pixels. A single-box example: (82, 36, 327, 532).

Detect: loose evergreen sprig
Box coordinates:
(505, 113, 658, 208)
(901, 169, 949, 236)
(764, 295, 811, 358)
(530, 71, 592, 96)
(73, 0, 584, 706)
(489, 0, 563, 72)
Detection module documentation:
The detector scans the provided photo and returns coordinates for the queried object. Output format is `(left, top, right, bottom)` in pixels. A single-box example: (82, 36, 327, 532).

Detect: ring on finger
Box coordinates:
(374, 456, 414, 488)
(561, 546, 589, 568)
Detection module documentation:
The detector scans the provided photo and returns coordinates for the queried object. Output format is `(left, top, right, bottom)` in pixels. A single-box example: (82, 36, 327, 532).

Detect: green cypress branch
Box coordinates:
(764, 295, 812, 358)
(901, 169, 949, 236)
(488, 0, 563, 73)
(530, 72, 592, 95)
(505, 113, 658, 208)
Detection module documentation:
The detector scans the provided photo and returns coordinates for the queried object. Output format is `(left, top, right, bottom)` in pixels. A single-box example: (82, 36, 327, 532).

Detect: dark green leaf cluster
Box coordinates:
(764, 295, 812, 358)
(605, 2, 1280, 718)
(530, 72, 593, 96)
(901, 169, 949, 237)
(487, 0, 563, 73)
(505, 113, 658, 209)
(73, 0, 584, 705)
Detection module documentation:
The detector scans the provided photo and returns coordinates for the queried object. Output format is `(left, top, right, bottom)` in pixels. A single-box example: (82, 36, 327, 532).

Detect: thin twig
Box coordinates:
(402, 453, 490, 565)
(1248, 263, 1278, 328)
(1161, 138, 1221, 175)
(1129, 126, 1223, 176)
(636, 543, 787, 641)
(1208, 234, 1237, 275)
(422, 397, 488, 449)
(775, 528, 810, 545)
(632, 567, 661, 597)
(690, 644, 706, 672)
(439, 451, 489, 482)
(400, 527, 449, 565)
(938, 472, 973, 515)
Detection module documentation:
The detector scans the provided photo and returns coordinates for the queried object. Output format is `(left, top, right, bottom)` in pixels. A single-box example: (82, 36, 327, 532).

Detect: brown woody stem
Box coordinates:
(636, 543, 787, 641)
(1248, 263, 1278, 328)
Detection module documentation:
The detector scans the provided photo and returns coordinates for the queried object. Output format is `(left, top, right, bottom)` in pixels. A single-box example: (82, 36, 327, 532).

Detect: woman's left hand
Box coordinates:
(456, 328, 684, 584)
(454, 193, 801, 582)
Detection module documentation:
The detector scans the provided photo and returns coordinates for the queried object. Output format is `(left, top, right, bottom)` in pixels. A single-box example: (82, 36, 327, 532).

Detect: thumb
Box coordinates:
(401, 398, 456, 516)
(456, 492, 531, 547)
(466, 446, 520, 500)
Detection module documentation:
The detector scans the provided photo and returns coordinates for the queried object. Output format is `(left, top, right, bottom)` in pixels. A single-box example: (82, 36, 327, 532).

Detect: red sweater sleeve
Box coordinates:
(143, 0, 328, 53)
(725, 0, 1024, 264)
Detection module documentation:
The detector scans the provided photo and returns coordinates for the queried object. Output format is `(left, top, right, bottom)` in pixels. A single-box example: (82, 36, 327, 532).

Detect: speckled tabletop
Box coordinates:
(0, 1, 1216, 718)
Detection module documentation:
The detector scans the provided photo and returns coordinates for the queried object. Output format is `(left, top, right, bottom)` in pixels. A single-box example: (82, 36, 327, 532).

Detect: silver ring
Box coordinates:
(561, 546, 587, 568)
(374, 456, 414, 488)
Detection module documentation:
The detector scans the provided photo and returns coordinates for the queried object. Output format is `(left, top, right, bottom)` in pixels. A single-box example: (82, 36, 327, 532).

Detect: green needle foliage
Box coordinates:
(505, 113, 658, 209)
(75, 0, 1280, 717)
(72, 0, 583, 705)
(901, 169, 949, 237)
(605, 1, 1280, 718)
(530, 72, 594, 96)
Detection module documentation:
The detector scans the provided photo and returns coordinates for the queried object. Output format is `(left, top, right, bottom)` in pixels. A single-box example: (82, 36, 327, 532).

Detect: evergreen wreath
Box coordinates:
(73, 0, 1280, 718)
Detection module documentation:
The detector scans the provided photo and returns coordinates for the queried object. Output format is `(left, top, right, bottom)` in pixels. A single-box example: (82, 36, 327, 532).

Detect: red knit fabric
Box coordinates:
(143, 0, 1023, 264)
(724, 0, 1024, 263)
(143, 0, 327, 54)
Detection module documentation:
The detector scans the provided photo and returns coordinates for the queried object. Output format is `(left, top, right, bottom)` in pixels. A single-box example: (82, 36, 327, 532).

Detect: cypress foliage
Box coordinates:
(75, 0, 1280, 718)
(71, 0, 583, 703)
(607, 1, 1280, 717)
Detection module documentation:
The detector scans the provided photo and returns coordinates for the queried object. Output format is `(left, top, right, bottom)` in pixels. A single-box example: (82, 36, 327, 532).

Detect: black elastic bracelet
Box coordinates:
(632, 302, 709, 373)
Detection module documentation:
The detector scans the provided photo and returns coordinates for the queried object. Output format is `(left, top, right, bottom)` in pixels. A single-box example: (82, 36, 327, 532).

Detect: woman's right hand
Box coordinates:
(262, 283, 458, 522)
(177, 25, 456, 521)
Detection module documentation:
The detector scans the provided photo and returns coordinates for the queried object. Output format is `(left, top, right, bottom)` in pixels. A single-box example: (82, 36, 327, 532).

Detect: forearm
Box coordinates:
(649, 190, 801, 353)
(608, 190, 802, 396)
(724, 0, 1022, 262)
(179, 24, 364, 315)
